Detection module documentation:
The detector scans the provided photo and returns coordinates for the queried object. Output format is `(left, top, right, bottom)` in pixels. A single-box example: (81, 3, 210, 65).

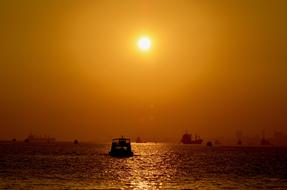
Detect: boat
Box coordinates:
(24, 134, 56, 143)
(260, 130, 272, 146)
(109, 136, 133, 157)
(180, 132, 203, 144)
(237, 139, 242, 145)
(74, 139, 79, 144)
(206, 141, 213, 147)
(261, 138, 271, 145)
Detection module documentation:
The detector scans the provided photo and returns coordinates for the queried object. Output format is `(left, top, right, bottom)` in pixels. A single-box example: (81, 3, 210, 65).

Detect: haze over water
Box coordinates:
(1, 0, 287, 142)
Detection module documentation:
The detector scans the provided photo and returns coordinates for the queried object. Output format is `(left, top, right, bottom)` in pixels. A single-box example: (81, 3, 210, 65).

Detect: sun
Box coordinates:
(137, 37, 151, 51)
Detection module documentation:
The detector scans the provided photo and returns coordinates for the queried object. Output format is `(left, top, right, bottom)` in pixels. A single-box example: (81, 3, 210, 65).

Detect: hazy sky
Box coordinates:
(1, 0, 287, 142)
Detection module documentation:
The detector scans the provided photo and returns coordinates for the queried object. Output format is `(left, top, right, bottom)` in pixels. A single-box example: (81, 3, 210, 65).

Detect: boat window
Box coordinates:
(114, 146, 128, 151)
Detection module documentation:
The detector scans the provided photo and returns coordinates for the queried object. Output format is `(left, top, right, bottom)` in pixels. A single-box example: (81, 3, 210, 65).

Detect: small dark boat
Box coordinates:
(260, 131, 271, 146)
(206, 141, 213, 147)
(74, 139, 79, 144)
(109, 137, 133, 157)
(237, 139, 242, 145)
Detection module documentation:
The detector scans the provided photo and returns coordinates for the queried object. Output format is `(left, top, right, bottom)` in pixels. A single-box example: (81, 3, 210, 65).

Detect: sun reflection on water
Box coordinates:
(120, 143, 176, 189)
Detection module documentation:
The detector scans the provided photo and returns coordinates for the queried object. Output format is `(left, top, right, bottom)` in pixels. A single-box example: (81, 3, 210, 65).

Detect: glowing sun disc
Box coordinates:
(138, 37, 151, 51)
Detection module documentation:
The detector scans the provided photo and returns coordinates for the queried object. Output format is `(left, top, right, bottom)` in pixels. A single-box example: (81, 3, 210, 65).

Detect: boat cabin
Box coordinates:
(109, 137, 133, 157)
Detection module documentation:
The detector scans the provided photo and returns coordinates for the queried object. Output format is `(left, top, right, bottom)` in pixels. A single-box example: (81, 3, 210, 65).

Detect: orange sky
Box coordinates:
(0, 0, 286, 142)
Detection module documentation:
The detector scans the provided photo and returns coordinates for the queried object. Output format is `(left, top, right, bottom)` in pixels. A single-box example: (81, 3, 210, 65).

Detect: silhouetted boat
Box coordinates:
(109, 136, 133, 157)
(261, 138, 271, 145)
(261, 130, 271, 146)
(206, 141, 213, 147)
(237, 139, 242, 145)
(74, 139, 79, 144)
(24, 134, 56, 143)
(180, 132, 203, 144)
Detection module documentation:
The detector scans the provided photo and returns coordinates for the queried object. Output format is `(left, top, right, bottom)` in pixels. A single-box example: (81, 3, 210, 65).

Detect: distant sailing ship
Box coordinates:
(180, 132, 203, 144)
(24, 134, 56, 143)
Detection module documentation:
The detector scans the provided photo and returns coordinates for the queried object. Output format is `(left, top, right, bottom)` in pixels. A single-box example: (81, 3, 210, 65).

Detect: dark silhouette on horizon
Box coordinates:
(237, 139, 242, 145)
(24, 134, 56, 143)
(261, 131, 272, 146)
(206, 141, 213, 147)
(180, 132, 203, 144)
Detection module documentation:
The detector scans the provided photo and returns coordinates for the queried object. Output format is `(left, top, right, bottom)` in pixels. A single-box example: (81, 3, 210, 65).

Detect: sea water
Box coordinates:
(0, 143, 287, 189)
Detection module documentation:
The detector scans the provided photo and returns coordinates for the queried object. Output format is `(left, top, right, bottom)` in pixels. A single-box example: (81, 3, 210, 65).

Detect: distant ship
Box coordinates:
(260, 130, 271, 146)
(180, 132, 203, 144)
(24, 134, 56, 143)
(261, 138, 271, 146)
(237, 139, 242, 145)
(206, 141, 213, 147)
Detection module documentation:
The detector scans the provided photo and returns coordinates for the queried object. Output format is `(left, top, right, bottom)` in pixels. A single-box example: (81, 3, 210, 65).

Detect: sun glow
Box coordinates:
(137, 37, 151, 51)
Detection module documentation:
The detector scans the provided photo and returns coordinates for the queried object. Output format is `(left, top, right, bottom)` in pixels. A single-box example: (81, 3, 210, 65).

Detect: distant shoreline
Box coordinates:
(1, 141, 287, 147)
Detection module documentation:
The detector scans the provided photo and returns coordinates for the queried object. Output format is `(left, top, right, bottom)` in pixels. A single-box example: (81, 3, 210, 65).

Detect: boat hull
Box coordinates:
(109, 151, 133, 157)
